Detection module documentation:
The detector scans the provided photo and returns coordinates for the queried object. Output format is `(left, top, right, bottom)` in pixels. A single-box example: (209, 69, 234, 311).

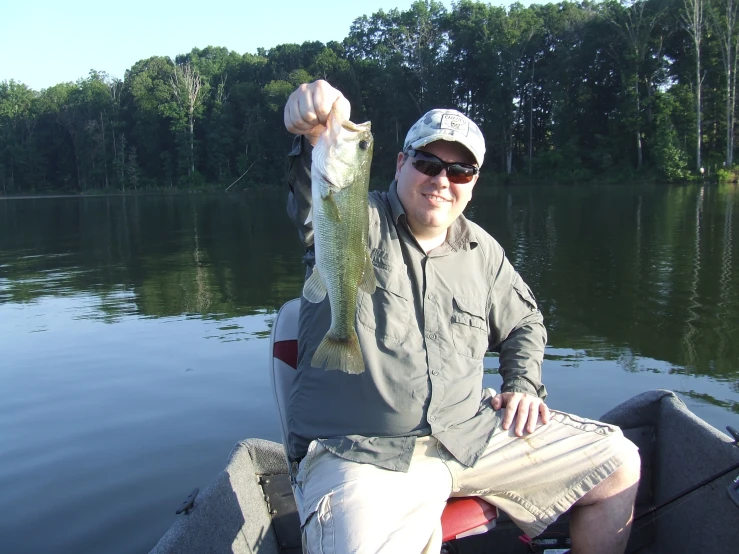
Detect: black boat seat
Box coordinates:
(269, 299, 498, 546)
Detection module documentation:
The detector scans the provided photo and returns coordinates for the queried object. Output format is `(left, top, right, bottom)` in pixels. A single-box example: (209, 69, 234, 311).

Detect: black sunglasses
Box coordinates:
(406, 148, 479, 184)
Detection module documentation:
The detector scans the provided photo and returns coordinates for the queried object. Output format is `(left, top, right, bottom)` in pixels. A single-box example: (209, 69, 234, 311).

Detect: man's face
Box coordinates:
(395, 140, 479, 241)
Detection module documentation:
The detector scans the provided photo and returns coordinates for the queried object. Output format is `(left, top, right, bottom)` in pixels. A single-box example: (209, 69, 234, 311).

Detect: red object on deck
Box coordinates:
(441, 496, 498, 542)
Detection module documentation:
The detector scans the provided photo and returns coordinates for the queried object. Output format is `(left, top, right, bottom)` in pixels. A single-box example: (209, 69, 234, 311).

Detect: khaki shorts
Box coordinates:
(294, 410, 637, 554)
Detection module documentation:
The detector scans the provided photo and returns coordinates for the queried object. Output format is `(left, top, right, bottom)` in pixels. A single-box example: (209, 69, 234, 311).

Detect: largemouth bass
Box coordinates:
(302, 111, 376, 374)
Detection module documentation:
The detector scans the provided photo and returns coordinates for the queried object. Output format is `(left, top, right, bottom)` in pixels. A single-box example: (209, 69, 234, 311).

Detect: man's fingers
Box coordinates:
(285, 96, 309, 134)
(496, 393, 551, 437)
(284, 80, 349, 141)
(514, 400, 529, 436)
(331, 94, 351, 123)
(297, 92, 318, 127)
(526, 401, 539, 433)
(312, 84, 333, 123)
(502, 396, 520, 430)
(540, 403, 551, 425)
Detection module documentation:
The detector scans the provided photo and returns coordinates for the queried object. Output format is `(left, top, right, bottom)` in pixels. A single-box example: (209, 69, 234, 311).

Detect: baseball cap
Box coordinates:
(403, 109, 486, 167)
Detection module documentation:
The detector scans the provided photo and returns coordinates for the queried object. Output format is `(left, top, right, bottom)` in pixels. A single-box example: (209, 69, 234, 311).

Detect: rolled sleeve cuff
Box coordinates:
(501, 378, 548, 399)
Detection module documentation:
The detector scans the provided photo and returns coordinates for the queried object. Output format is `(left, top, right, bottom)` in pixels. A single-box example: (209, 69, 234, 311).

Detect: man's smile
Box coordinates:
(423, 192, 452, 204)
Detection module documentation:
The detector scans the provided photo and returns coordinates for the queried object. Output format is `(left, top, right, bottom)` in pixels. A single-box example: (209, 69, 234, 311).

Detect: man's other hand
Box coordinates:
(492, 392, 551, 436)
(284, 80, 350, 147)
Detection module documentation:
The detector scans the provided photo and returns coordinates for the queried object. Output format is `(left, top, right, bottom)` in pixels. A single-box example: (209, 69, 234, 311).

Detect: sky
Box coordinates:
(0, 0, 502, 91)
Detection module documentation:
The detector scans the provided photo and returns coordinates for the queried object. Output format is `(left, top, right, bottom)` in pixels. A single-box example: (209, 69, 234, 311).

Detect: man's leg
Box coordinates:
(442, 410, 640, 551)
(569, 446, 641, 554)
(294, 438, 452, 554)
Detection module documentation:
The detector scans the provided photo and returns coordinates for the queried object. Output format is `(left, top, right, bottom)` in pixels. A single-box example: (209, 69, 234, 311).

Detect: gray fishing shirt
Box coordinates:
(286, 136, 547, 471)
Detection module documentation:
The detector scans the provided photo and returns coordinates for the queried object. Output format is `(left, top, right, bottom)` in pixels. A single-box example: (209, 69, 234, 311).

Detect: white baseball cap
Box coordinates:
(403, 109, 486, 167)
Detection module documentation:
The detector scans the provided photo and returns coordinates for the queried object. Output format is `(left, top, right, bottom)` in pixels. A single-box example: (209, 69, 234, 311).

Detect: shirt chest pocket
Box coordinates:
(451, 295, 489, 360)
(357, 258, 412, 343)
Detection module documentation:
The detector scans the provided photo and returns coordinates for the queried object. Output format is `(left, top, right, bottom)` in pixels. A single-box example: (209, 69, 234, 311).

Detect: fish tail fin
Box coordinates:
(311, 330, 365, 375)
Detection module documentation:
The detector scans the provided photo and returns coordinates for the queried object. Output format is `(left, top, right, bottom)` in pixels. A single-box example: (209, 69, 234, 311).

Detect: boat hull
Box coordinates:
(150, 390, 739, 554)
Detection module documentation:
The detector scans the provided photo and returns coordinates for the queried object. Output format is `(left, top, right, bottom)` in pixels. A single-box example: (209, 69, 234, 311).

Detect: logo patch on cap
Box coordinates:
(439, 113, 469, 136)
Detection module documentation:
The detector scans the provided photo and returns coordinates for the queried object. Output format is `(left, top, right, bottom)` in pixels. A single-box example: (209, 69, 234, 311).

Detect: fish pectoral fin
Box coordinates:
(359, 251, 376, 294)
(304, 207, 313, 225)
(322, 190, 342, 223)
(303, 266, 327, 303)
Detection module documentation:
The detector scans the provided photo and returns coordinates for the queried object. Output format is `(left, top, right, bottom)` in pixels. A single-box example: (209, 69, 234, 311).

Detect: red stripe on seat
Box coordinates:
(273, 340, 298, 370)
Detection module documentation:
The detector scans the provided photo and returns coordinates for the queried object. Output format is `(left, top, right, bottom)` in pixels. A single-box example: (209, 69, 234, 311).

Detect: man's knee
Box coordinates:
(616, 441, 641, 489)
(600, 440, 641, 499)
(577, 439, 640, 507)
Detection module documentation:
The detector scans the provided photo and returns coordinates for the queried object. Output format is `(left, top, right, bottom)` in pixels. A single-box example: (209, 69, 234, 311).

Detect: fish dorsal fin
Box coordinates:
(303, 266, 327, 303)
(359, 251, 376, 294)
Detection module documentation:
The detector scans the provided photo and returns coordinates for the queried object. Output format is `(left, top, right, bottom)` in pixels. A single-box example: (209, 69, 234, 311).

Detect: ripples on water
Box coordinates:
(1, 186, 738, 553)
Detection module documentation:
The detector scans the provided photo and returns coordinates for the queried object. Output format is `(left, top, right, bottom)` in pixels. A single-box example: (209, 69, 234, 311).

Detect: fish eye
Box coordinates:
(359, 140, 369, 150)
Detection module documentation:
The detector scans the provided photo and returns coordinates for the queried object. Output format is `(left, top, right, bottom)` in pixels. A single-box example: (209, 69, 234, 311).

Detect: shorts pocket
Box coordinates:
(451, 295, 488, 359)
(301, 493, 335, 554)
(357, 249, 412, 342)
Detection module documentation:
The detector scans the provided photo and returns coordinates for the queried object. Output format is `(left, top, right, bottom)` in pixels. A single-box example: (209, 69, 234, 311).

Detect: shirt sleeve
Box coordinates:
(286, 135, 314, 249)
(488, 254, 548, 399)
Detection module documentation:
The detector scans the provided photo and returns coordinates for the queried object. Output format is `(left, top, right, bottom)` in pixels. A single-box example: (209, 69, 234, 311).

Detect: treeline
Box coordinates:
(0, 0, 735, 192)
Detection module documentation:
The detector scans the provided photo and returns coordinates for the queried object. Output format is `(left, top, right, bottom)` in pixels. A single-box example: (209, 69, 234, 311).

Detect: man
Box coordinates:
(284, 80, 640, 554)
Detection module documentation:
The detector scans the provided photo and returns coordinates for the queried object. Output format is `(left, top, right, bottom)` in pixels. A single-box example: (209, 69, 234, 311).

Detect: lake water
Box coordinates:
(1, 184, 738, 553)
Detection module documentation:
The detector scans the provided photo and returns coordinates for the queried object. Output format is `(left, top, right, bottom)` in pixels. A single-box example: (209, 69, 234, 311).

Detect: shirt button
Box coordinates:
(427, 333, 436, 340)
(429, 416, 436, 422)
(428, 293, 435, 300)
(432, 370, 439, 376)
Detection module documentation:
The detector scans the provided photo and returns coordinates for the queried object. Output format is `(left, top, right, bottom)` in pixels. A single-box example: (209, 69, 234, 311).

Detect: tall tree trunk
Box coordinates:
(170, 62, 203, 179)
(607, 0, 663, 170)
(529, 59, 535, 176)
(728, 63, 733, 166)
(189, 109, 194, 176)
(697, 62, 702, 170)
(120, 133, 126, 191)
(731, 37, 739, 165)
(683, 0, 704, 170)
(635, 73, 643, 169)
(100, 112, 109, 188)
(710, 0, 738, 166)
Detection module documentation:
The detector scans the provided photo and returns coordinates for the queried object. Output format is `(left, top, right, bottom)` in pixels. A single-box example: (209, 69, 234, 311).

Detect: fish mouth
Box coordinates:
(341, 120, 372, 133)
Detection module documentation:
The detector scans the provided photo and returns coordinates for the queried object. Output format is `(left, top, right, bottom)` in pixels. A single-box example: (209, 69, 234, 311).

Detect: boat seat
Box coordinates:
(269, 298, 498, 546)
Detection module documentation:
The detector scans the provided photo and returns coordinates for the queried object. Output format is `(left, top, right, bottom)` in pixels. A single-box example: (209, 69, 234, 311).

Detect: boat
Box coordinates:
(150, 300, 739, 553)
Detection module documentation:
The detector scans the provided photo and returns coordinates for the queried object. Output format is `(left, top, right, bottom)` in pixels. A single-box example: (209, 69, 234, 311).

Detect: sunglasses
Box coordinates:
(406, 148, 479, 184)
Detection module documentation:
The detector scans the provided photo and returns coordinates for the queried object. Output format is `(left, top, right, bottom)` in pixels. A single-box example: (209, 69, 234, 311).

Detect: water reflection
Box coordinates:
(1, 186, 738, 382)
(0, 193, 307, 319)
(469, 184, 739, 384)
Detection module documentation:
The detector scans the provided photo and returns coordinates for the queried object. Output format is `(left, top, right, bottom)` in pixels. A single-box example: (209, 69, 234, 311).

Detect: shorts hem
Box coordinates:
(512, 451, 627, 538)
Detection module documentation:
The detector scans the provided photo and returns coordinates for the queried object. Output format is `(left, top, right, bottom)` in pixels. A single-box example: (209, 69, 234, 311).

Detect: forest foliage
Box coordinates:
(1, 0, 736, 192)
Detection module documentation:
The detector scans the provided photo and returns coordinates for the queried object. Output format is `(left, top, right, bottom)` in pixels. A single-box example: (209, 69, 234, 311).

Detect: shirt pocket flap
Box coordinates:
(371, 249, 411, 300)
(451, 295, 487, 331)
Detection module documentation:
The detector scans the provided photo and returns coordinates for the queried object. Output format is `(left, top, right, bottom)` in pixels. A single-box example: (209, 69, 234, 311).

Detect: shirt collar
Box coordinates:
(387, 181, 478, 252)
